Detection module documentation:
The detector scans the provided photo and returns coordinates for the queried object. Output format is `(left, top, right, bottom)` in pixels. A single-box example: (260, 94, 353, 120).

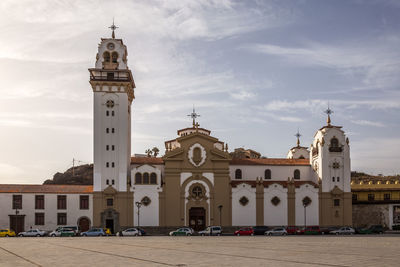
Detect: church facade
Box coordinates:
(90, 31, 352, 232)
(0, 30, 352, 233)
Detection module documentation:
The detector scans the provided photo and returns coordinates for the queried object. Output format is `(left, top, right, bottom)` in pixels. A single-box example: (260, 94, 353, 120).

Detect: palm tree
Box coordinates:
(152, 147, 160, 157)
(145, 149, 152, 157)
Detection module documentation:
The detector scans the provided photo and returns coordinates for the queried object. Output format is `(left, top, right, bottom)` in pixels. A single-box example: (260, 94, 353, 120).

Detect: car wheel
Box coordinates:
(51, 234, 56, 237)
(321, 232, 325, 235)
(283, 233, 287, 236)
(251, 233, 254, 236)
(336, 232, 339, 235)
(36, 234, 41, 237)
(217, 233, 221, 236)
(101, 234, 106, 236)
(187, 233, 191, 236)
(201, 233, 205, 236)
(134, 233, 138, 236)
(268, 233, 272, 236)
(236, 233, 240, 236)
(5, 234, 9, 237)
(83, 234, 87, 237)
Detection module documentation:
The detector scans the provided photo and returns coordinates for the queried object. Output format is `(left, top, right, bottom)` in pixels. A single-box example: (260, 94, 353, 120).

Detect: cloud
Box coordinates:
(351, 120, 385, 127)
(243, 40, 400, 90)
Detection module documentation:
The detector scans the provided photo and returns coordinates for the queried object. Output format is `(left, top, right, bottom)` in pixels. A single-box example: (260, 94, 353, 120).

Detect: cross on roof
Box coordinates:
(187, 106, 200, 127)
(109, 18, 119, 39)
(324, 103, 334, 126)
(295, 129, 302, 147)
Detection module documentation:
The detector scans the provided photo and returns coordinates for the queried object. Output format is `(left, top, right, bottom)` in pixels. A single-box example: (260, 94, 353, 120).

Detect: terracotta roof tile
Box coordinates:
(230, 158, 310, 166)
(130, 157, 164, 165)
(0, 184, 93, 194)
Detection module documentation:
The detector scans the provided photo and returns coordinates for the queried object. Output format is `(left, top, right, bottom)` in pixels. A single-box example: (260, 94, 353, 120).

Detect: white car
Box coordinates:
(330, 227, 355, 235)
(18, 229, 46, 237)
(49, 227, 75, 237)
(117, 228, 142, 236)
(265, 227, 287, 236)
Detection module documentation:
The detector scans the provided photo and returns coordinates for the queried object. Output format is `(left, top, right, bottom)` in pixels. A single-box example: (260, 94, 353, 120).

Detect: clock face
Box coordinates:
(107, 43, 115, 50)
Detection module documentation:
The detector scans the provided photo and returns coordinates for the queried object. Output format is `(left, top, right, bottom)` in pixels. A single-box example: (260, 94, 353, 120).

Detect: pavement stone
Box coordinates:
(0, 235, 399, 267)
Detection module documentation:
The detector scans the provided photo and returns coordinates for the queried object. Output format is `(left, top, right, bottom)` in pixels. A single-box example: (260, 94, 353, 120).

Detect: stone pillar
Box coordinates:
(287, 178, 296, 226)
(256, 177, 264, 226)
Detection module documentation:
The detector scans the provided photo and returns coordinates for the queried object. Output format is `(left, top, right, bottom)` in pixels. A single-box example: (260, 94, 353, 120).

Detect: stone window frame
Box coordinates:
(239, 196, 249, 206)
(264, 169, 271, 180)
(235, 169, 242, 179)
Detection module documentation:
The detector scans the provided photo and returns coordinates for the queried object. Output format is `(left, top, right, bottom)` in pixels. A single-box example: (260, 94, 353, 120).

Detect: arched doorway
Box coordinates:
(189, 207, 206, 231)
(78, 217, 91, 232)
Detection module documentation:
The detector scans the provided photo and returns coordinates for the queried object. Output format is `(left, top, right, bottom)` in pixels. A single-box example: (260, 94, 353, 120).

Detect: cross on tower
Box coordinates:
(324, 103, 334, 126)
(187, 106, 200, 127)
(295, 129, 302, 147)
(109, 18, 119, 39)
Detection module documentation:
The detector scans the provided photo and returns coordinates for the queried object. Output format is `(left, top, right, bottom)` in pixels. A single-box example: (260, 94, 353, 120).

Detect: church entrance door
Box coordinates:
(189, 207, 206, 231)
(106, 219, 114, 234)
(9, 215, 25, 234)
(78, 217, 90, 232)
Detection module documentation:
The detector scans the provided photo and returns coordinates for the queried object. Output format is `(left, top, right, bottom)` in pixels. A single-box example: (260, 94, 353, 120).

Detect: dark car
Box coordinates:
(252, 226, 269, 235)
(320, 227, 339, 235)
(369, 225, 384, 234)
(137, 227, 146, 236)
(297, 226, 321, 235)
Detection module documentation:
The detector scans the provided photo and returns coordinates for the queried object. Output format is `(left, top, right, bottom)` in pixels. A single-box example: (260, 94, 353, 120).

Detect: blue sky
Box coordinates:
(0, 0, 399, 183)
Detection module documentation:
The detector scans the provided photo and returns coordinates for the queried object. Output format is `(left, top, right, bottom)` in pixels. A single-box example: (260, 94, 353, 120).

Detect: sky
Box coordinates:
(0, 0, 400, 184)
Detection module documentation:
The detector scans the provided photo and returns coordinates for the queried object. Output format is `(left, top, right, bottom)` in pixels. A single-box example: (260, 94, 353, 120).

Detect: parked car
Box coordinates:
(369, 225, 384, 234)
(286, 226, 298, 235)
(320, 227, 339, 235)
(80, 228, 107, 237)
(252, 226, 269, 235)
(49, 227, 75, 237)
(0, 229, 16, 237)
(296, 226, 321, 235)
(117, 228, 141, 236)
(137, 227, 146, 236)
(265, 227, 287, 236)
(234, 227, 254, 236)
(330, 227, 355, 235)
(198, 226, 222, 236)
(65, 226, 80, 236)
(18, 229, 46, 237)
(169, 227, 194, 236)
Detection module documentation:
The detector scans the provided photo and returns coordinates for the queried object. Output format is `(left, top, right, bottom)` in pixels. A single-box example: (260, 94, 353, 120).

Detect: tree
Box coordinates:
(152, 147, 160, 157)
(145, 149, 153, 157)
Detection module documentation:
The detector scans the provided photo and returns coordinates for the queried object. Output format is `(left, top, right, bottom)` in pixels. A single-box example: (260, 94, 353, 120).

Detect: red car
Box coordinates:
(286, 226, 298, 235)
(234, 227, 254, 236)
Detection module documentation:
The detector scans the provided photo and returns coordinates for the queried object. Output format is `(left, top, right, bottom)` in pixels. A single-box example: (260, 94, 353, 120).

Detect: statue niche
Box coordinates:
(193, 147, 202, 165)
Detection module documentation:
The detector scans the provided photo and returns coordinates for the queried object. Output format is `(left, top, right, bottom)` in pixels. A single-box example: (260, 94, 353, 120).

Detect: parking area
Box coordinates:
(0, 235, 399, 266)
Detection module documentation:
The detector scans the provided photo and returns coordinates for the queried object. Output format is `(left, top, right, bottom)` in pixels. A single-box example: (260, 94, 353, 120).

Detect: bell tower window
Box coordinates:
(103, 52, 110, 62)
(294, 169, 300, 179)
(112, 52, 118, 63)
(329, 137, 342, 152)
(235, 169, 242, 179)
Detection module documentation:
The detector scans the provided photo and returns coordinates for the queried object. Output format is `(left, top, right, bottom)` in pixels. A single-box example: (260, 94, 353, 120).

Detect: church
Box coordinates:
(0, 27, 352, 234)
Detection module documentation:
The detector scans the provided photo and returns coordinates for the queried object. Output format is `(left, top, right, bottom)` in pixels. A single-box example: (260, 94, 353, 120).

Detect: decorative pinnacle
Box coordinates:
(324, 103, 333, 126)
(295, 129, 302, 147)
(187, 106, 200, 127)
(109, 18, 118, 39)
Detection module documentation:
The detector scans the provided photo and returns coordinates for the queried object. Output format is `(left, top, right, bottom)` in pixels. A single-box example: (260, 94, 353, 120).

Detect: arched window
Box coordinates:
(103, 51, 110, 62)
(264, 169, 271, 180)
(106, 179, 109, 185)
(332, 177, 335, 182)
(330, 138, 339, 147)
(111, 52, 118, 63)
(135, 173, 142, 184)
(235, 169, 242, 179)
(294, 169, 300, 179)
(143, 173, 149, 184)
(337, 177, 340, 182)
(150, 173, 157, 184)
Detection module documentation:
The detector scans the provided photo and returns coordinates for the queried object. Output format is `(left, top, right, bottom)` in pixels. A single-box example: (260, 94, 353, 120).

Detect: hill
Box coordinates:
(43, 164, 93, 185)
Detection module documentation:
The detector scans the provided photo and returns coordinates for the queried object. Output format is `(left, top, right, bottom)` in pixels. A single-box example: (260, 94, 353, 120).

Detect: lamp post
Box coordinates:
(218, 205, 223, 226)
(135, 201, 142, 227)
(14, 208, 19, 233)
(303, 203, 307, 228)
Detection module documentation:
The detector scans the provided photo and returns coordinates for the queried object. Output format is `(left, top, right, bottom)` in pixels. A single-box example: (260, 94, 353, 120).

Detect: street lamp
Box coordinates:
(302, 197, 311, 229)
(218, 205, 223, 226)
(135, 201, 142, 227)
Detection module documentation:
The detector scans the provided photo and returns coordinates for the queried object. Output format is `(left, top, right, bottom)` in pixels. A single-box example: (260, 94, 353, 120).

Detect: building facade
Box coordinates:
(0, 30, 353, 233)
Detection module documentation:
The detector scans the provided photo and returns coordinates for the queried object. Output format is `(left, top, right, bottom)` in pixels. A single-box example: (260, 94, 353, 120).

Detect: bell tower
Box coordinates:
(90, 22, 135, 231)
(310, 107, 352, 227)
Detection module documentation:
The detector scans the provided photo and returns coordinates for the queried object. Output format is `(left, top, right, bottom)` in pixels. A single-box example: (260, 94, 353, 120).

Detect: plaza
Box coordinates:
(0, 236, 399, 266)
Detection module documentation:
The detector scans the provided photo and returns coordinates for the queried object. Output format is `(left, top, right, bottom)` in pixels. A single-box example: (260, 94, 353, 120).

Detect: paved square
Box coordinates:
(0, 236, 399, 266)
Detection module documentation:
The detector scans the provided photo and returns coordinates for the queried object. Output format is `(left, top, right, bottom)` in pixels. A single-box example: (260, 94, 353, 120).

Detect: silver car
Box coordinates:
(265, 227, 288, 236)
(198, 226, 222, 236)
(330, 227, 355, 235)
(18, 229, 46, 237)
(118, 228, 141, 236)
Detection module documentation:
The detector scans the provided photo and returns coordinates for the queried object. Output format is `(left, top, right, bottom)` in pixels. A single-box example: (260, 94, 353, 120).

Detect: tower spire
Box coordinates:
(109, 18, 118, 39)
(324, 103, 333, 126)
(295, 129, 302, 147)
